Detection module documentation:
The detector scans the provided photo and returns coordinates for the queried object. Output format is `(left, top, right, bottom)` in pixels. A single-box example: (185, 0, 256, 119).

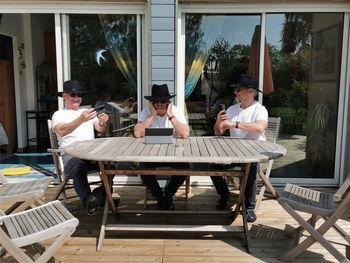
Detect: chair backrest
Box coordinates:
(265, 117, 281, 143)
(47, 119, 59, 150)
(47, 119, 65, 183)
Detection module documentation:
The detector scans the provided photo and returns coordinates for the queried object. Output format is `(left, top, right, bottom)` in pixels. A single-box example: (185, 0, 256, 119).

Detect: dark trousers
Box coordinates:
(141, 175, 187, 200)
(211, 163, 259, 210)
(62, 154, 105, 206)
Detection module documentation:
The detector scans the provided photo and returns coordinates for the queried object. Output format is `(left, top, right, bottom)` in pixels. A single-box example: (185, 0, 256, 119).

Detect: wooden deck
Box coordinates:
(1, 184, 349, 263)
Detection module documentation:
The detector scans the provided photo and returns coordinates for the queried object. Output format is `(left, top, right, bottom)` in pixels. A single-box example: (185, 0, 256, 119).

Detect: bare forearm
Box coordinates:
(93, 120, 106, 133)
(237, 121, 266, 133)
(134, 116, 155, 138)
(170, 118, 189, 139)
(54, 118, 83, 137)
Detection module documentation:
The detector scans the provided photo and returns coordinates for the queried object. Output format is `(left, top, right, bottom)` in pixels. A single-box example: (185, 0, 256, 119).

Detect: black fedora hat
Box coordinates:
(57, 80, 88, 97)
(230, 74, 262, 93)
(144, 84, 175, 102)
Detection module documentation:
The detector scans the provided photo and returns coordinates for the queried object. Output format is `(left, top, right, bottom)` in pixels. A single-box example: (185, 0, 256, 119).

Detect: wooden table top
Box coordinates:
(64, 136, 286, 165)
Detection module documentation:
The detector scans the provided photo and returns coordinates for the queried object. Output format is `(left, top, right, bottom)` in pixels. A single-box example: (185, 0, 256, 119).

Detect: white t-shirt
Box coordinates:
(139, 105, 187, 136)
(51, 109, 97, 152)
(226, 101, 268, 141)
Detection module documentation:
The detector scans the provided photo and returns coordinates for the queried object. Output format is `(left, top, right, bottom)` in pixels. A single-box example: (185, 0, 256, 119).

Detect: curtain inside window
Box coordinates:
(185, 16, 225, 98)
(99, 14, 137, 91)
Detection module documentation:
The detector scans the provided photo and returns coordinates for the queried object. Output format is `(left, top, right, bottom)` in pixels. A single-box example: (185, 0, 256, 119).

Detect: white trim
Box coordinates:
(180, 3, 350, 13)
(61, 14, 70, 81)
(339, 13, 350, 185)
(257, 13, 265, 104)
(55, 13, 64, 110)
(0, 3, 146, 14)
(11, 37, 25, 149)
(137, 14, 142, 118)
(176, 12, 186, 114)
(141, 10, 149, 114)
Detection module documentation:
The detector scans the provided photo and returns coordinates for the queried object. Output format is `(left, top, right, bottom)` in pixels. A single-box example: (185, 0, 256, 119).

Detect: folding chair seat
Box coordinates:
(47, 119, 102, 207)
(0, 171, 53, 214)
(0, 200, 79, 263)
(278, 178, 350, 262)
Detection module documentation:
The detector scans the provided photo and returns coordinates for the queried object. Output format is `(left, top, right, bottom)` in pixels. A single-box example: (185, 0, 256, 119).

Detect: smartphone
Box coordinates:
(93, 104, 105, 112)
(220, 104, 226, 115)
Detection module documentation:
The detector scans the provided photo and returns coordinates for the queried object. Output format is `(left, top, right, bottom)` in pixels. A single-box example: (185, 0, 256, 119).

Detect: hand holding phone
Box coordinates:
(220, 104, 226, 115)
(94, 104, 105, 112)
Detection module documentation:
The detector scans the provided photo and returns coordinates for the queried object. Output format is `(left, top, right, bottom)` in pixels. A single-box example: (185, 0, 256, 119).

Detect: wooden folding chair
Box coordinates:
(0, 200, 79, 263)
(226, 117, 281, 211)
(278, 177, 350, 262)
(0, 170, 53, 214)
(47, 119, 71, 204)
(255, 117, 281, 211)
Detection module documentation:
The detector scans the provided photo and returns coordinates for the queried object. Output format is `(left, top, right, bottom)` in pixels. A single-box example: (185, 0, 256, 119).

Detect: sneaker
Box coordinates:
(246, 209, 257, 222)
(86, 195, 99, 216)
(216, 195, 229, 210)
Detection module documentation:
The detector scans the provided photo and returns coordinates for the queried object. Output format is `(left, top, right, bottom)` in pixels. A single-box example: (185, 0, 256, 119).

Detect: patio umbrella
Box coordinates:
(248, 25, 274, 94)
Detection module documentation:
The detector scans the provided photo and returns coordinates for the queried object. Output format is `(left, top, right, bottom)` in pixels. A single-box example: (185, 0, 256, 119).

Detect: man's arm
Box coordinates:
(166, 102, 189, 139)
(214, 110, 227, 135)
(134, 102, 157, 138)
(93, 112, 109, 133)
(54, 108, 96, 137)
(218, 119, 267, 133)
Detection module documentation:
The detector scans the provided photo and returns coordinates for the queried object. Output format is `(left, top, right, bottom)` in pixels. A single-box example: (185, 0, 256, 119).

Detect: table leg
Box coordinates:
(98, 162, 117, 215)
(234, 163, 251, 219)
(97, 197, 109, 251)
(242, 202, 251, 253)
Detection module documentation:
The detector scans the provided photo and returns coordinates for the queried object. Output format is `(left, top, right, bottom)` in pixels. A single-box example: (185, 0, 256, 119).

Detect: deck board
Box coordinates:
(1, 185, 348, 263)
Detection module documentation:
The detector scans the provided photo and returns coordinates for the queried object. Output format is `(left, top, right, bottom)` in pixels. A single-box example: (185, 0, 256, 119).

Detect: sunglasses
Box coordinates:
(234, 87, 248, 92)
(68, 93, 82, 98)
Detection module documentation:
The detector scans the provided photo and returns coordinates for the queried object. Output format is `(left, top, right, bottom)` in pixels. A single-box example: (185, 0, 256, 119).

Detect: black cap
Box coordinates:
(230, 74, 262, 93)
(57, 80, 88, 97)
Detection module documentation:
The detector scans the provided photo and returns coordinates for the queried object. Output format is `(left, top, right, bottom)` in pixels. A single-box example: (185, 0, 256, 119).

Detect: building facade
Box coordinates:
(0, 0, 349, 187)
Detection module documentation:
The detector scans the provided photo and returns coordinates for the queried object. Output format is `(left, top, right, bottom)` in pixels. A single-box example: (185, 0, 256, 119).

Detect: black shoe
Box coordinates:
(216, 195, 229, 210)
(246, 209, 257, 222)
(112, 197, 120, 208)
(165, 197, 175, 210)
(86, 195, 99, 216)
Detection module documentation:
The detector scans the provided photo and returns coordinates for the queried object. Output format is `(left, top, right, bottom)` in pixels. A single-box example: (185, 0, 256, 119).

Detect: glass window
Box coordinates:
(69, 14, 138, 136)
(265, 13, 344, 179)
(185, 14, 261, 136)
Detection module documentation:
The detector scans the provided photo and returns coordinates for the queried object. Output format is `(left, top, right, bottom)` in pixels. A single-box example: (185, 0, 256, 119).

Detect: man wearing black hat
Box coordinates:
(52, 80, 118, 215)
(134, 84, 189, 210)
(212, 74, 268, 222)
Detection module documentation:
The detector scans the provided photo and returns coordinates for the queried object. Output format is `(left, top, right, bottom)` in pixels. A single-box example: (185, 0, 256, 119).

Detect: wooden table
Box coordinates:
(65, 137, 286, 252)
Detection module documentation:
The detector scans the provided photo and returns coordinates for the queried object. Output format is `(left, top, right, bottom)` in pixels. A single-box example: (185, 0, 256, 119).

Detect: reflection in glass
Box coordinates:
(185, 14, 260, 136)
(69, 14, 137, 137)
(265, 13, 343, 179)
